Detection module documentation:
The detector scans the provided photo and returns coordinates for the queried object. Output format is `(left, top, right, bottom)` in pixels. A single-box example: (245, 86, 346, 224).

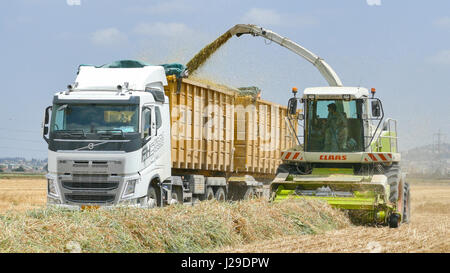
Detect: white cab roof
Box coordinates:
(303, 87, 369, 99)
(75, 66, 168, 91)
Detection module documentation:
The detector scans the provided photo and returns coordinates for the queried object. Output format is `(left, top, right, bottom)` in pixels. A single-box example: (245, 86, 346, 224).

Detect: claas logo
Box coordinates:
(320, 155, 347, 160)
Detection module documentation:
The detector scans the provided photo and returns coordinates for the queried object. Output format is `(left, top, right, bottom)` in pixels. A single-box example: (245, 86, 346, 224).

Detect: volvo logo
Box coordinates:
(74, 140, 119, 151)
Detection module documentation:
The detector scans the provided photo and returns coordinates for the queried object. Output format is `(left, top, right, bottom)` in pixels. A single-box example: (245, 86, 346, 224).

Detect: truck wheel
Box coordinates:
(147, 185, 160, 208)
(402, 182, 411, 223)
(386, 167, 400, 203)
(214, 187, 226, 201)
(243, 188, 255, 200)
(205, 187, 215, 200)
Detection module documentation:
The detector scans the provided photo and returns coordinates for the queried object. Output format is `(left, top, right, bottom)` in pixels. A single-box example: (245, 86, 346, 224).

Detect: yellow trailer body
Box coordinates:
(165, 76, 297, 179)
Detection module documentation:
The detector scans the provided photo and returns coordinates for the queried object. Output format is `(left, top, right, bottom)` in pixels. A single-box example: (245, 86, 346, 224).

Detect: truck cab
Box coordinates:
(43, 64, 172, 208)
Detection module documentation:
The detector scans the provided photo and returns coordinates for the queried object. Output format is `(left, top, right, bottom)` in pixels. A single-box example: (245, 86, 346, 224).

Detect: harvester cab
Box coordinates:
(272, 86, 410, 227)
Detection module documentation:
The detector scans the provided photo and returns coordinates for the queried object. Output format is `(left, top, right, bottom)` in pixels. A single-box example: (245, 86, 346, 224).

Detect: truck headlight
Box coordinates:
(47, 178, 58, 196)
(123, 179, 138, 198)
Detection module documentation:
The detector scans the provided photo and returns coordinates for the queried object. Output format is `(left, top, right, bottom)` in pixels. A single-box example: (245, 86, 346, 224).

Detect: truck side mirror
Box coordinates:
(371, 100, 381, 117)
(288, 98, 297, 115)
(42, 106, 52, 143)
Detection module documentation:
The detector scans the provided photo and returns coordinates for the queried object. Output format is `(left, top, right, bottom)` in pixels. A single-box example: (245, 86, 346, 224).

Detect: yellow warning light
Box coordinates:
(292, 87, 298, 94)
(371, 88, 376, 93)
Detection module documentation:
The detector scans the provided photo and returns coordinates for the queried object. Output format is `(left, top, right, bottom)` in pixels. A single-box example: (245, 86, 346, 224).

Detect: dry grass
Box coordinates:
(0, 179, 46, 212)
(0, 198, 349, 253)
(217, 183, 450, 253)
(2, 177, 448, 253)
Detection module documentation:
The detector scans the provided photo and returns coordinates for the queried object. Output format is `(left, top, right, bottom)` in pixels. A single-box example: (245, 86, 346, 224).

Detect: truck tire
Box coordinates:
(205, 187, 215, 200)
(214, 187, 226, 201)
(402, 182, 411, 223)
(386, 167, 401, 203)
(147, 185, 160, 208)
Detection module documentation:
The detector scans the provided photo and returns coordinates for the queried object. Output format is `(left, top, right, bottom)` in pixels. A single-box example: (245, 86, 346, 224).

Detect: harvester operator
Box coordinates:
(324, 103, 348, 151)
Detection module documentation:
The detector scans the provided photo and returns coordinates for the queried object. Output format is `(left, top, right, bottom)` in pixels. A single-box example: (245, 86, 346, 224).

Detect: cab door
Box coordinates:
(142, 105, 156, 141)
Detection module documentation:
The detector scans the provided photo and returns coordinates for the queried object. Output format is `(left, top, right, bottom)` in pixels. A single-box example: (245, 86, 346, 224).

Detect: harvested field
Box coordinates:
(0, 178, 46, 212)
(218, 180, 450, 253)
(0, 196, 349, 253)
(0, 177, 448, 253)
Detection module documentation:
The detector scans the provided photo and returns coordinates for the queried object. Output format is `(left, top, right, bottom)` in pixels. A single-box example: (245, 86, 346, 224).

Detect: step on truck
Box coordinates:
(42, 60, 297, 208)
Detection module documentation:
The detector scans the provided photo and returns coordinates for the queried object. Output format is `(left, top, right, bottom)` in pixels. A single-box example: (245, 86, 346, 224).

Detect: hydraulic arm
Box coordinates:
(228, 24, 343, 87)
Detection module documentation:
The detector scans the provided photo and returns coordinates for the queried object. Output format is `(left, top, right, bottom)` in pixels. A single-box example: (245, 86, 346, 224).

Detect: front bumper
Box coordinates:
(46, 172, 142, 207)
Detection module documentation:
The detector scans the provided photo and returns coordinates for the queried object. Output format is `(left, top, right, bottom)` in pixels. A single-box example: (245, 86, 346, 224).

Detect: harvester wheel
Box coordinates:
(386, 167, 401, 203)
(205, 187, 215, 200)
(388, 213, 400, 228)
(402, 182, 411, 223)
(214, 187, 226, 201)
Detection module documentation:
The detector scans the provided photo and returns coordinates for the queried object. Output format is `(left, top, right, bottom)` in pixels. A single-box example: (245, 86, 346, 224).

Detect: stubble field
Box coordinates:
(0, 176, 448, 252)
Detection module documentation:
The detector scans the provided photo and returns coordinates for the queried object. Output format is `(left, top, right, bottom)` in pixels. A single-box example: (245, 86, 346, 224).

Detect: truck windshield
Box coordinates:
(306, 99, 364, 152)
(50, 104, 139, 135)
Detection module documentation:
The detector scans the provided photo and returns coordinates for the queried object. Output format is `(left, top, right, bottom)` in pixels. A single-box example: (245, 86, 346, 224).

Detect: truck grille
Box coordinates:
(65, 194, 115, 204)
(60, 174, 120, 204)
(61, 174, 118, 190)
(62, 182, 119, 190)
(73, 174, 109, 182)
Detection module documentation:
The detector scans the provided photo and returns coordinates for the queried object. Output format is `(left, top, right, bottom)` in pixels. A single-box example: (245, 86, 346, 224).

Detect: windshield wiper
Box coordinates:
(54, 129, 86, 138)
(95, 129, 125, 139)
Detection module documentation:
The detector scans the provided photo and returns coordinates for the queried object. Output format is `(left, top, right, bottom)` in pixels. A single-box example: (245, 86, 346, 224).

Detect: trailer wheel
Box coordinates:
(205, 187, 215, 200)
(276, 164, 299, 175)
(214, 187, 226, 201)
(402, 182, 411, 223)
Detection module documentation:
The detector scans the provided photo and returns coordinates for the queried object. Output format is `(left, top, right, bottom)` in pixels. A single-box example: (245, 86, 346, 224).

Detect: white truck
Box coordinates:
(42, 60, 294, 208)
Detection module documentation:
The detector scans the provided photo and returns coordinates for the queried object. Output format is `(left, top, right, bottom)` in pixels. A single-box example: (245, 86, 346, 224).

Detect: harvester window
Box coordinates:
(306, 99, 363, 152)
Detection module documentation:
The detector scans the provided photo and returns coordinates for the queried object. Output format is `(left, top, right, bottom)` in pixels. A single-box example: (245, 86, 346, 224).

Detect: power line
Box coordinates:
(0, 128, 41, 133)
(0, 146, 46, 152)
(0, 137, 43, 144)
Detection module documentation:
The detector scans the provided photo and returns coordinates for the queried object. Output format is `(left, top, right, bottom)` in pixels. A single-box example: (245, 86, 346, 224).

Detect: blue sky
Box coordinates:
(1, 0, 449, 159)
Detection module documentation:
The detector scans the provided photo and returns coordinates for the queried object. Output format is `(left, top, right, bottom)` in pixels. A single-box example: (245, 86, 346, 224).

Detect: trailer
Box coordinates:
(42, 60, 297, 208)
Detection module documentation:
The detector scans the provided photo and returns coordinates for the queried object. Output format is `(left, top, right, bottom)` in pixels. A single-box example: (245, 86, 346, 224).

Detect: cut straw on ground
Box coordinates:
(0, 199, 350, 253)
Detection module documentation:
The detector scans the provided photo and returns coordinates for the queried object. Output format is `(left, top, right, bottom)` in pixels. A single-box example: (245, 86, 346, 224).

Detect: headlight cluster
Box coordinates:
(123, 179, 139, 198)
(47, 178, 58, 196)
